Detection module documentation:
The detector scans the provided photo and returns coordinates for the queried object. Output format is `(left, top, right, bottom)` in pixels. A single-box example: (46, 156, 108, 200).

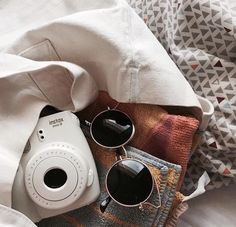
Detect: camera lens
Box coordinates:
(44, 168, 67, 189)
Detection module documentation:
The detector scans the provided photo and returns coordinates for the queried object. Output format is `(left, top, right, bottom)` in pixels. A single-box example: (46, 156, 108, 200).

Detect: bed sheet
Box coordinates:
(127, 0, 236, 193)
(177, 184, 236, 227)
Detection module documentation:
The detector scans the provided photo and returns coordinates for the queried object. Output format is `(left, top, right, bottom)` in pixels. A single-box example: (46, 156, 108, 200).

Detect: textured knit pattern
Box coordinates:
(141, 114, 199, 188)
(127, 0, 236, 192)
(38, 143, 182, 227)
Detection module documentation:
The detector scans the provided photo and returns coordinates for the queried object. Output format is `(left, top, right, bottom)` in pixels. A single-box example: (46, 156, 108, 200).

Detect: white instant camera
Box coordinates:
(12, 111, 100, 222)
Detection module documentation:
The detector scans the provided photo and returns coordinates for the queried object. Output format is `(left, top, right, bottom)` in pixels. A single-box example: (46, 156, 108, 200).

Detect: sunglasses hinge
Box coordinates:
(84, 120, 92, 127)
(138, 203, 144, 211)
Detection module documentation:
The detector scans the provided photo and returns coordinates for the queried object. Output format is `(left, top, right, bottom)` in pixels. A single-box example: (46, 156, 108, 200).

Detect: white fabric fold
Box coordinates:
(0, 54, 98, 207)
(0, 204, 36, 227)
(3, 1, 202, 110)
(183, 171, 211, 201)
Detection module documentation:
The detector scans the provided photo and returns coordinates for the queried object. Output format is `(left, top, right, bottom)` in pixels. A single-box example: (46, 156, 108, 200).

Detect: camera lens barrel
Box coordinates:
(25, 143, 88, 209)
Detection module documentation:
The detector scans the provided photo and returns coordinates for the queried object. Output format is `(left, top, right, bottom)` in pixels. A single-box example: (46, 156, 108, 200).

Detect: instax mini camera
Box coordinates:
(12, 111, 100, 222)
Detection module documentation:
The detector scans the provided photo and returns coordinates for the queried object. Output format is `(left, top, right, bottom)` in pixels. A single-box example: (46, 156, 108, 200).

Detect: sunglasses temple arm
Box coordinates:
(80, 121, 92, 138)
(141, 176, 162, 210)
(100, 196, 112, 213)
(141, 201, 160, 210)
(153, 176, 162, 209)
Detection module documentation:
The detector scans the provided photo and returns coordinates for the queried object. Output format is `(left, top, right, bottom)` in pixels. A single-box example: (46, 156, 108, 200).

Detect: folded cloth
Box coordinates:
(38, 141, 183, 227)
(0, 204, 36, 227)
(78, 91, 199, 188)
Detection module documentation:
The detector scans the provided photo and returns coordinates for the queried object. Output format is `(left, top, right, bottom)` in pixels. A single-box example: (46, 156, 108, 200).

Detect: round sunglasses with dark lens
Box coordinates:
(90, 110, 134, 148)
(106, 159, 153, 206)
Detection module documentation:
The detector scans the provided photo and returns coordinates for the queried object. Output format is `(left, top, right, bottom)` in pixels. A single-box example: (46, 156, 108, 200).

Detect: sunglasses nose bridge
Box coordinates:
(115, 146, 128, 161)
(121, 146, 128, 157)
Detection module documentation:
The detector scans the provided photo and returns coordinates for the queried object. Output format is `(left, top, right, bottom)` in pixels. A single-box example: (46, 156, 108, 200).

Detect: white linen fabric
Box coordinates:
(178, 184, 236, 227)
(0, 0, 203, 225)
(0, 204, 36, 227)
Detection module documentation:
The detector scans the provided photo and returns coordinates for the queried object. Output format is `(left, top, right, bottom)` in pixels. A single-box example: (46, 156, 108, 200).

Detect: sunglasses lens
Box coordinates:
(91, 110, 134, 148)
(106, 159, 153, 206)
